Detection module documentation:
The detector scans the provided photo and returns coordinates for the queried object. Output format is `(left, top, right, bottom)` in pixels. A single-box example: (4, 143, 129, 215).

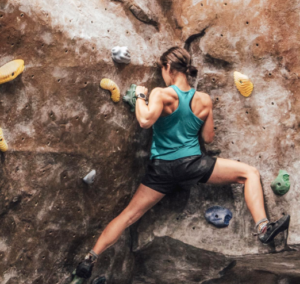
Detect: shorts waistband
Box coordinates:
(152, 155, 202, 164)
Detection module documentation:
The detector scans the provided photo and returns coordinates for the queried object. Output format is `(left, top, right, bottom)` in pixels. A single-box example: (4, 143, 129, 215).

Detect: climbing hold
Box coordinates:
(0, 59, 25, 85)
(83, 169, 96, 185)
(205, 206, 232, 228)
(123, 84, 137, 112)
(111, 46, 131, 64)
(92, 276, 106, 284)
(100, 79, 120, 103)
(70, 269, 84, 284)
(0, 128, 8, 152)
(234, 71, 254, 97)
(271, 170, 290, 196)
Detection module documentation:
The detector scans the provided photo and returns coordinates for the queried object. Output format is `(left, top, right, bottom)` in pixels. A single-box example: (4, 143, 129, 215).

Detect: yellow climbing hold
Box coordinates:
(0, 128, 8, 152)
(0, 59, 25, 85)
(100, 78, 120, 103)
(234, 71, 254, 97)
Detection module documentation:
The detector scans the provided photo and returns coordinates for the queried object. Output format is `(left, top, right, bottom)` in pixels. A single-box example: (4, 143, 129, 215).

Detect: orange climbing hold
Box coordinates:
(100, 78, 120, 103)
(0, 128, 8, 152)
(234, 71, 254, 97)
(0, 59, 25, 85)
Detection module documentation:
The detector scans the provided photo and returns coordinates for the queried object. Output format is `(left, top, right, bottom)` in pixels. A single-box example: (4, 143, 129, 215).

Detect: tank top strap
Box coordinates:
(170, 85, 195, 97)
(169, 85, 196, 109)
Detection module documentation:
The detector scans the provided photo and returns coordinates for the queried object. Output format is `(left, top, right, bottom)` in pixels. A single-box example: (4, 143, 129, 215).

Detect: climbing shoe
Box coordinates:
(75, 256, 95, 279)
(258, 215, 290, 244)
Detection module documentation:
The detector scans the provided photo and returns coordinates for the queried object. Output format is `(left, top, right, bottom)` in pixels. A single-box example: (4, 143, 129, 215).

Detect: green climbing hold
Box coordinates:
(271, 170, 290, 196)
(70, 269, 84, 284)
(123, 84, 137, 112)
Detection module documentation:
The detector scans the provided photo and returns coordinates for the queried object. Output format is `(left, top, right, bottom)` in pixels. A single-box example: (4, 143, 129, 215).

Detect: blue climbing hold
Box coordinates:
(205, 206, 232, 228)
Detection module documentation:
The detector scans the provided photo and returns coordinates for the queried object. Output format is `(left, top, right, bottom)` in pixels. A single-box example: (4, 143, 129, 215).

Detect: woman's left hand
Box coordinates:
(136, 86, 148, 97)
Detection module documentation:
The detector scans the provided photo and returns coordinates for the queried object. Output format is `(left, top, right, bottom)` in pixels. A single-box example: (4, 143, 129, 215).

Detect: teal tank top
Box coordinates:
(150, 85, 204, 160)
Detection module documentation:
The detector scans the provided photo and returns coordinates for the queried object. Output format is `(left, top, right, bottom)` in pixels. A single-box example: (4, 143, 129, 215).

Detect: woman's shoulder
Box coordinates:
(157, 86, 174, 92)
(194, 91, 212, 107)
(151, 86, 176, 96)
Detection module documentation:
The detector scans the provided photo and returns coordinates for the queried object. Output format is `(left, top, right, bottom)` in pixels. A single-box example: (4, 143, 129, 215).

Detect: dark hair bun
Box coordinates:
(187, 65, 198, 78)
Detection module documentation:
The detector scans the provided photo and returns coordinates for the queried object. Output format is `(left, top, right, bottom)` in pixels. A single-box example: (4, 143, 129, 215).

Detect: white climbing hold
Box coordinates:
(83, 169, 96, 184)
(111, 46, 131, 64)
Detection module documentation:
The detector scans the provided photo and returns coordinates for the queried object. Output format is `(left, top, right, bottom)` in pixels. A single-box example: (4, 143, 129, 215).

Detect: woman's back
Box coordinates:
(150, 85, 206, 160)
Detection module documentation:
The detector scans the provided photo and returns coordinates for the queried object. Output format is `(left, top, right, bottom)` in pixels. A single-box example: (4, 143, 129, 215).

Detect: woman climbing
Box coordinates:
(75, 46, 290, 279)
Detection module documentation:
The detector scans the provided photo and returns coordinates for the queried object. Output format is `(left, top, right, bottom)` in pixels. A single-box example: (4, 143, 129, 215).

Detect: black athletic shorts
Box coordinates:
(141, 153, 217, 194)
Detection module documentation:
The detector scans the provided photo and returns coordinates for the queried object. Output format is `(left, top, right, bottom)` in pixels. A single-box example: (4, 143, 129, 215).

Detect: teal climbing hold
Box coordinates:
(123, 84, 137, 112)
(70, 269, 84, 284)
(271, 170, 290, 196)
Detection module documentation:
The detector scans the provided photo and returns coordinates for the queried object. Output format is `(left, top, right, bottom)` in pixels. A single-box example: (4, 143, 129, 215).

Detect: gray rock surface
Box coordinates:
(0, 0, 299, 283)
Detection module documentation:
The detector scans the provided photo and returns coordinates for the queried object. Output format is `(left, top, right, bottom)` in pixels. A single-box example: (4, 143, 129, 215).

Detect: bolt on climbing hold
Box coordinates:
(0, 127, 8, 152)
(234, 71, 254, 97)
(123, 84, 137, 112)
(205, 206, 232, 228)
(92, 276, 106, 284)
(111, 46, 131, 64)
(271, 170, 290, 196)
(0, 59, 24, 85)
(100, 79, 120, 103)
(83, 169, 96, 185)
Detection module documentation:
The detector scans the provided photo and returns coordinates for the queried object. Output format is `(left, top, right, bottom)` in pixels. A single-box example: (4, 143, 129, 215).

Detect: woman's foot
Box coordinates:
(258, 215, 290, 244)
(75, 255, 95, 279)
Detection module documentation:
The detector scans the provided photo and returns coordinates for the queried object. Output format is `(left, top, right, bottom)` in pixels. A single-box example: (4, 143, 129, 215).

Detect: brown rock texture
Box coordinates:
(0, 0, 299, 283)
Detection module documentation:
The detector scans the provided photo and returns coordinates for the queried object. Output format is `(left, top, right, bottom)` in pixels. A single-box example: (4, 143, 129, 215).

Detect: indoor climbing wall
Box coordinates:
(0, 0, 299, 284)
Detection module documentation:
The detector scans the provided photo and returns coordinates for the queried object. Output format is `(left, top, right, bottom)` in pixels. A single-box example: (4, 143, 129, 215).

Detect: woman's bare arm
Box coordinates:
(135, 86, 164, 129)
(200, 96, 215, 144)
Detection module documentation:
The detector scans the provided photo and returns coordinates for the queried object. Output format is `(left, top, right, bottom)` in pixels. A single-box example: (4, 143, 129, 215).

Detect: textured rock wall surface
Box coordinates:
(0, 0, 299, 283)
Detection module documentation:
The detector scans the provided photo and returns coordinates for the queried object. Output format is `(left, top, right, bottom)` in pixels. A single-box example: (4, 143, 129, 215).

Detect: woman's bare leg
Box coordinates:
(207, 158, 267, 223)
(92, 184, 165, 255)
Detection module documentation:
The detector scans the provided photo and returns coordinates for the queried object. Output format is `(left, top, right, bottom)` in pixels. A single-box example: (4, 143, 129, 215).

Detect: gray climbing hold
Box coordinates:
(83, 169, 96, 184)
(111, 46, 131, 64)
